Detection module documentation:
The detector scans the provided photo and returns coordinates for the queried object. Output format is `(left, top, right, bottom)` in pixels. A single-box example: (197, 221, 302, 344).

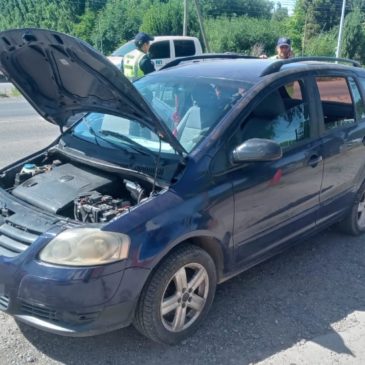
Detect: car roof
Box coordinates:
(152, 35, 199, 42)
(156, 57, 364, 83)
(157, 58, 268, 82)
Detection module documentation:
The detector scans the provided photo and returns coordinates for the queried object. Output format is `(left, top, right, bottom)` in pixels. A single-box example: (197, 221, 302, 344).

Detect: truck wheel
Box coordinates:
(339, 181, 365, 235)
(133, 244, 217, 344)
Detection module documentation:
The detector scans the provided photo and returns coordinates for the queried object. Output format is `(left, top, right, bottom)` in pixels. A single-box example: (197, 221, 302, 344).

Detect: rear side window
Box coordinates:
(150, 41, 170, 59)
(315, 77, 355, 130)
(174, 40, 196, 57)
(348, 77, 365, 120)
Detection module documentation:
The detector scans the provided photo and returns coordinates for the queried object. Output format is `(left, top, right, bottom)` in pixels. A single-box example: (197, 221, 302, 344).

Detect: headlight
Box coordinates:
(39, 228, 130, 266)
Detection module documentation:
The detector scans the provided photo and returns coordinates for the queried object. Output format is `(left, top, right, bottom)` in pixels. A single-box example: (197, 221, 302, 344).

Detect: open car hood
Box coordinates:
(0, 28, 185, 155)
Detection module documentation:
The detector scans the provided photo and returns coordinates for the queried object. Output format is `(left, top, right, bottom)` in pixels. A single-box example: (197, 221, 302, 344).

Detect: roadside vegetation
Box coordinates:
(0, 88, 20, 98)
(0, 0, 365, 61)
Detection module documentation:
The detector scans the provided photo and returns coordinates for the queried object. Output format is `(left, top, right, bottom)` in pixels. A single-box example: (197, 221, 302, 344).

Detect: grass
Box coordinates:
(9, 87, 21, 97)
(0, 86, 21, 98)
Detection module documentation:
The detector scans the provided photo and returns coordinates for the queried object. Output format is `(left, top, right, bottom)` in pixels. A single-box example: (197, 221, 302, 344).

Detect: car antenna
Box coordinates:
(151, 135, 162, 196)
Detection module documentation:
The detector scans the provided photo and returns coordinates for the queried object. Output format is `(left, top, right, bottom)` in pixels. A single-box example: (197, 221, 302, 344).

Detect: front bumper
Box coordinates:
(0, 256, 151, 336)
(14, 300, 137, 337)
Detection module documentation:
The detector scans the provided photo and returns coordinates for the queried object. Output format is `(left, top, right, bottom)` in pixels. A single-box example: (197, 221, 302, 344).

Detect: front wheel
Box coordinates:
(133, 244, 217, 344)
(339, 181, 365, 235)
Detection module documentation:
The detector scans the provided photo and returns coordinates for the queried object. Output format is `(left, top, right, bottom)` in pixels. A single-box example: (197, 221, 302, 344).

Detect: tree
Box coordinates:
(90, 0, 151, 54)
(303, 29, 337, 56)
(0, 0, 77, 33)
(205, 16, 284, 55)
(291, 0, 344, 54)
(141, 0, 199, 36)
(200, 0, 274, 19)
(73, 9, 99, 46)
(342, 10, 365, 60)
(272, 2, 289, 22)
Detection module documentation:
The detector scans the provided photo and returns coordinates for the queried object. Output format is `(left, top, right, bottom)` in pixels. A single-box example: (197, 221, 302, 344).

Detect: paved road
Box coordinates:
(0, 96, 365, 365)
(0, 97, 58, 167)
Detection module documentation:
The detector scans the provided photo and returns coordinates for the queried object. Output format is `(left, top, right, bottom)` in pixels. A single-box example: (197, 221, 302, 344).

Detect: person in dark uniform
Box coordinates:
(123, 32, 156, 80)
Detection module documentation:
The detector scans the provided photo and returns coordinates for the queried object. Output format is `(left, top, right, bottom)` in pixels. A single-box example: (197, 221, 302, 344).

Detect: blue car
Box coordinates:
(1, 29, 365, 344)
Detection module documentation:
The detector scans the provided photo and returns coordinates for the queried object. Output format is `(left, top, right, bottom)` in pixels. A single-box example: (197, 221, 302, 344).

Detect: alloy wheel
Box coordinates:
(160, 263, 209, 332)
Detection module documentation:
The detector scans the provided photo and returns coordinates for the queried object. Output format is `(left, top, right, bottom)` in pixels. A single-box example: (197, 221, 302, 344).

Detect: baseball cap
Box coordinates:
(134, 32, 154, 47)
(277, 37, 291, 47)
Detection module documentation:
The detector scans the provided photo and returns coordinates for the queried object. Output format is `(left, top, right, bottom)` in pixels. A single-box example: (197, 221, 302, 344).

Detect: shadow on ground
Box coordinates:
(18, 228, 365, 365)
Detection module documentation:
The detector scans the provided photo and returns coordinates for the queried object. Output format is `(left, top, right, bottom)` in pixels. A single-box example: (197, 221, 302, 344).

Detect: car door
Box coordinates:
(226, 77, 323, 266)
(315, 75, 365, 224)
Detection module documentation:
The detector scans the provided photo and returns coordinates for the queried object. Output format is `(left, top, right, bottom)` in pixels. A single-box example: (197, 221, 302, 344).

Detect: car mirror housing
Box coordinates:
(232, 138, 282, 163)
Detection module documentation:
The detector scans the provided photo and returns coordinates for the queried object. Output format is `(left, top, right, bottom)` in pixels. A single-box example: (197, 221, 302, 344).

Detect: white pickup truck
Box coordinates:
(107, 35, 203, 71)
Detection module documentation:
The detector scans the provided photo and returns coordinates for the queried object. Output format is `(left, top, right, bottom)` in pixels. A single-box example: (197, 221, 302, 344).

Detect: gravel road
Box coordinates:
(0, 95, 365, 365)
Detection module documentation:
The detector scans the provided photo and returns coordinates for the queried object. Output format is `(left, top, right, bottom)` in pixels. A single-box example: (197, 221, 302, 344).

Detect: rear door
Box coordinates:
(315, 74, 365, 224)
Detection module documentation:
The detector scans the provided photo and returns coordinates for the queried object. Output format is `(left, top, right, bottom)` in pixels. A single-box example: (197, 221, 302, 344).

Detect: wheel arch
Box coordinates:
(147, 235, 226, 284)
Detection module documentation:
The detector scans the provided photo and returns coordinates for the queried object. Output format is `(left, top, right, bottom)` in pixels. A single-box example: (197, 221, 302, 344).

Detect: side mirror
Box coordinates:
(232, 138, 282, 163)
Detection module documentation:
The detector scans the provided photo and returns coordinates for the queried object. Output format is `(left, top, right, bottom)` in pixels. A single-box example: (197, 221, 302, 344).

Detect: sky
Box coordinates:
(278, 0, 296, 15)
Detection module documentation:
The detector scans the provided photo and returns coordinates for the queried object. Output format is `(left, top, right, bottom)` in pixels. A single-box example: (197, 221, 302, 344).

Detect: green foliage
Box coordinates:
(73, 9, 98, 45)
(200, 0, 273, 19)
(89, 0, 151, 54)
(0, 0, 77, 33)
(342, 11, 365, 60)
(205, 16, 287, 56)
(141, 0, 199, 37)
(303, 29, 338, 56)
(271, 3, 289, 22)
(1, 0, 365, 64)
(292, 0, 342, 51)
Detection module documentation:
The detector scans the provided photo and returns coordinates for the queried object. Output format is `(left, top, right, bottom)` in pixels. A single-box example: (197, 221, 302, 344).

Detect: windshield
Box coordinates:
(111, 40, 136, 57)
(71, 74, 254, 154)
(135, 74, 254, 152)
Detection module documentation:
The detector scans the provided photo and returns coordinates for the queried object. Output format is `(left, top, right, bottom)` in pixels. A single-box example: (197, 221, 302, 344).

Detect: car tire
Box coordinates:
(338, 181, 365, 235)
(133, 244, 217, 344)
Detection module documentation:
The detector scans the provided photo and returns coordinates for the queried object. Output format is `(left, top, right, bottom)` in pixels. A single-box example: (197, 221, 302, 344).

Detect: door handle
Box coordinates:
(308, 154, 323, 168)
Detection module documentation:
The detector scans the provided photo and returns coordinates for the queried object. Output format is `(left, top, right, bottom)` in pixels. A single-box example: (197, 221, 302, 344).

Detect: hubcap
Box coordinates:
(160, 263, 209, 333)
(358, 191, 365, 228)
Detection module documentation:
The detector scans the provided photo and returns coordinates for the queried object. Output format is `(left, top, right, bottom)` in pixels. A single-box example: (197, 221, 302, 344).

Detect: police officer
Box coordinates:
(123, 32, 155, 80)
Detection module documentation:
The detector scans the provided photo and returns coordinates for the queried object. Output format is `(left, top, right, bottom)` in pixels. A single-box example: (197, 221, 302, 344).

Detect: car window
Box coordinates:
(315, 76, 355, 130)
(150, 41, 170, 59)
(348, 77, 365, 120)
(241, 80, 310, 148)
(174, 40, 196, 57)
(135, 75, 254, 153)
(111, 41, 136, 57)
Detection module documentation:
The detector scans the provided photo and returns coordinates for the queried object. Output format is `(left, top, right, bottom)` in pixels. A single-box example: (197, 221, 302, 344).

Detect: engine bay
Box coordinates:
(0, 155, 156, 223)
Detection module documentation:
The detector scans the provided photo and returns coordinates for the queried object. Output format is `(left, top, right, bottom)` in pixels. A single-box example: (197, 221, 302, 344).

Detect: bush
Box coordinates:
(205, 16, 287, 56)
(303, 30, 337, 57)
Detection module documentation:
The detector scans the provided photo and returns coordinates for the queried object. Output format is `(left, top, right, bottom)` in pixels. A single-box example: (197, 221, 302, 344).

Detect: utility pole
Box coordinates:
(336, 0, 346, 58)
(183, 0, 188, 36)
(193, 0, 210, 52)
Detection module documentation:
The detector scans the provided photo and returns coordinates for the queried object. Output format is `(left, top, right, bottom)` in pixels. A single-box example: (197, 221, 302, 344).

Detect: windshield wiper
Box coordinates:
(99, 129, 155, 156)
(85, 125, 126, 151)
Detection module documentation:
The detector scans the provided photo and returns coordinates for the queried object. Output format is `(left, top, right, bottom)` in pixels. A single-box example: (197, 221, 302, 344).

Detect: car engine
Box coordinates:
(7, 160, 148, 223)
